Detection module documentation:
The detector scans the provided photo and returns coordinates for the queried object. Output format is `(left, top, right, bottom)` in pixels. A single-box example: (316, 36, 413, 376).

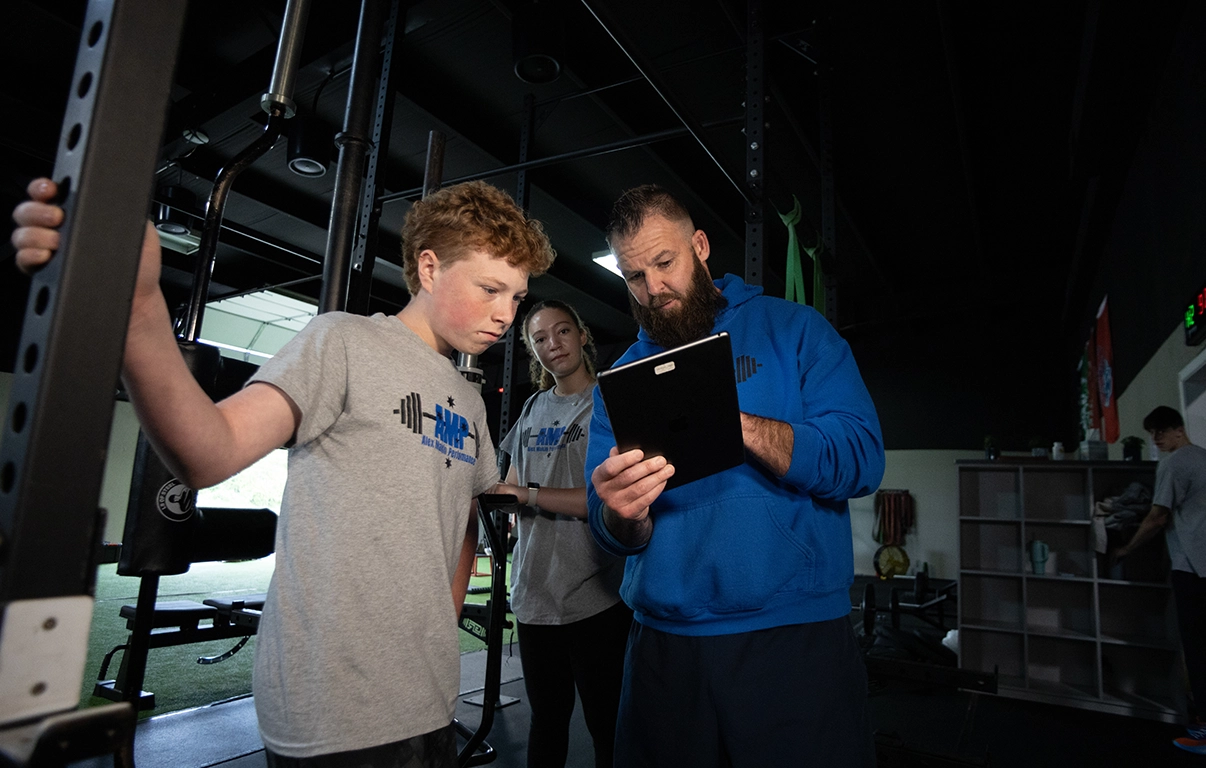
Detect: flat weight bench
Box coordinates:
(120, 600, 215, 630)
(95, 594, 266, 710)
(95, 500, 277, 710)
(203, 594, 266, 632)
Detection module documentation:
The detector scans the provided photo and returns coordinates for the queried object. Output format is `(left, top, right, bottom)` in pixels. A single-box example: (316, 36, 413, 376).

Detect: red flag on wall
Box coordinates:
(1083, 339, 1100, 437)
(1095, 296, 1119, 443)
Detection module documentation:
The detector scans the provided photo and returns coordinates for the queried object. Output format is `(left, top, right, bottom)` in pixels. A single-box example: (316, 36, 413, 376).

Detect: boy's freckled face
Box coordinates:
(429, 249, 529, 356)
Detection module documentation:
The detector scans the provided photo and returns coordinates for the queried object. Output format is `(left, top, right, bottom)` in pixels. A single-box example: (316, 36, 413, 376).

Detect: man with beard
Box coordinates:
(584, 184, 884, 767)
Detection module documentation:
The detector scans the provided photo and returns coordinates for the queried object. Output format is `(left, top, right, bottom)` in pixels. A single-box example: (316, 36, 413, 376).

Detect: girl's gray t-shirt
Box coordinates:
(502, 385, 624, 625)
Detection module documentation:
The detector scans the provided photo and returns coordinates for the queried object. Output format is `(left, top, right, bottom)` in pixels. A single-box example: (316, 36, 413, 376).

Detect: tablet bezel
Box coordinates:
(597, 332, 744, 490)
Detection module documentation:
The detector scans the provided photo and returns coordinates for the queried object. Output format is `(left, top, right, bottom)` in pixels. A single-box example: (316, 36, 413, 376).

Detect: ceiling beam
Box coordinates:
(579, 0, 751, 206)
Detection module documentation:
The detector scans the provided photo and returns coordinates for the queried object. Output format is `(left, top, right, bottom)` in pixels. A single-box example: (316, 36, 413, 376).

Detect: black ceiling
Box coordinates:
(0, 0, 1191, 450)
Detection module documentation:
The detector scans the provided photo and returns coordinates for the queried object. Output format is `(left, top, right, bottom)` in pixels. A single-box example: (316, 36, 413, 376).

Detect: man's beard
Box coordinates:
(629, 257, 727, 349)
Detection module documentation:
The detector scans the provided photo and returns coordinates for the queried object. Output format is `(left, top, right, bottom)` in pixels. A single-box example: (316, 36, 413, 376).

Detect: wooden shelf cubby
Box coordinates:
(957, 459, 1184, 722)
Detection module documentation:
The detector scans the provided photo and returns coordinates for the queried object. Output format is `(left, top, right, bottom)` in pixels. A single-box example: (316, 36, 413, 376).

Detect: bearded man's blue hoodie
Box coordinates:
(586, 274, 885, 635)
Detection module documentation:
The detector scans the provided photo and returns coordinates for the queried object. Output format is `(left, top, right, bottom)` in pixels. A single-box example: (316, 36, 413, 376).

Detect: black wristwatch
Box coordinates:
(527, 482, 540, 507)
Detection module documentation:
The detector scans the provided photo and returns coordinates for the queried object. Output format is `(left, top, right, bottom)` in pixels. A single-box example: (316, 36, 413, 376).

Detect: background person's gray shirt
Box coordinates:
(1154, 442, 1206, 575)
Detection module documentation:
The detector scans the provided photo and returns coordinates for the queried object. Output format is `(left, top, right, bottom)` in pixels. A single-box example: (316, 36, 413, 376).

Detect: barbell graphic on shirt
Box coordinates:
(396, 392, 431, 434)
(520, 421, 585, 448)
(395, 392, 479, 450)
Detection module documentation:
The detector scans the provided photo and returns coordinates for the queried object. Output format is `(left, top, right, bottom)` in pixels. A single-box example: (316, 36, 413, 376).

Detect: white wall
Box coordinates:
(853, 326, 1203, 585)
(850, 449, 982, 580)
(1180, 346, 1206, 445)
(0, 371, 140, 542)
(1114, 323, 1205, 458)
(98, 401, 140, 541)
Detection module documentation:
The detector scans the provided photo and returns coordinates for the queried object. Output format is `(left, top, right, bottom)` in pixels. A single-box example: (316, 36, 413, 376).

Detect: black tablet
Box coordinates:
(596, 332, 744, 490)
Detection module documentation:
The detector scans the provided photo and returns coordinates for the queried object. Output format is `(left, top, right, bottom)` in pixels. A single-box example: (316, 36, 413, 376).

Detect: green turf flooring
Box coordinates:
(84, 554, 515, 717)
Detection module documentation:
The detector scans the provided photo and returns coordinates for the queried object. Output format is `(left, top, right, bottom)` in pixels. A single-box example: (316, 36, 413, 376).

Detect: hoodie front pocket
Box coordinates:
(628, 496, 817, 619)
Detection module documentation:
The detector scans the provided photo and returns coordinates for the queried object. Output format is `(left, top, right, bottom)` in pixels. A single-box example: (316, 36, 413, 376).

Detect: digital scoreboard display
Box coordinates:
(1188, 279, 1206, 346)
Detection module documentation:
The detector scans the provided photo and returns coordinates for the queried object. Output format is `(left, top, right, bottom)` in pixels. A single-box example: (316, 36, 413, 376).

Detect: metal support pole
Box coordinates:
(499, 328, 516, 441)
(0, 0, 187, 730)
(579, 0, 752, 206)
(114, 574, 159, 709)
(433, 128, 486, 393)
(183, 112, 287, 342)
(458, 497, 516, 766)
(182, 0, 312, 340)
(322, 0, 388, 314)
(767, 80, 892, 290)
(431, 135, 511, 766)
(744, 0, 765, 287)
(817, 16, 838, 326)
(422, 130, 446, 199)
(497, 94, 536, 442)
(515, 94, 535, 212)
(347, 0, 404, 315)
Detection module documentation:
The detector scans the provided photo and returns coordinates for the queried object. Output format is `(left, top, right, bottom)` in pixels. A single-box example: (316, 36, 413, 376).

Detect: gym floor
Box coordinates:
(71, 599, 1201, 767)
(70, 644, 589, 768)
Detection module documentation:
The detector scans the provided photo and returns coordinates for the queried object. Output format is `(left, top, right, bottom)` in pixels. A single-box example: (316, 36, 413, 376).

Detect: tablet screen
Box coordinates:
(597, 332, 744, 490)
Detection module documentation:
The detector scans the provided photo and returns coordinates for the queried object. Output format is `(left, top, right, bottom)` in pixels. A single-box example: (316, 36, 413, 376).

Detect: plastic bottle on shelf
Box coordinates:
(1051, 442, 1065, 460)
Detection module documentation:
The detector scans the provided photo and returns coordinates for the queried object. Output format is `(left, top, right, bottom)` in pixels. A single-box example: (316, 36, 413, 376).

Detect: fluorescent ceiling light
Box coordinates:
(201, 290, 317, 362)
(197, 338, 275, 360)
(208, 291, 317, 330)
(158, 229, 201, 255)
(592, 250, 623, 278)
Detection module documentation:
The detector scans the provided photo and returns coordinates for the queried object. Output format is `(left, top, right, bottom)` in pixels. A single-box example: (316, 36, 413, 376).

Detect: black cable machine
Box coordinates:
(0, 1, 189, 764)
(455, 495, 517, 767)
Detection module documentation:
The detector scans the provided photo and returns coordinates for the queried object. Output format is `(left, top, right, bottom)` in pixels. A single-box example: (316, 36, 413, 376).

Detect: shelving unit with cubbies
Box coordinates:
(957, 459, 1184, 722)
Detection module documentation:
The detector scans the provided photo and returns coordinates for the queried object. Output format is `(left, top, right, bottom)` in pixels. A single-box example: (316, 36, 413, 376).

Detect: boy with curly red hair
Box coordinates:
(13, 177, 554, 767)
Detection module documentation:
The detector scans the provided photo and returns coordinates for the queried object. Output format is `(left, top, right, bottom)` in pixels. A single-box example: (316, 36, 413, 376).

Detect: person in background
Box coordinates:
(12, 178, 554, 767)
(496, 299, 630, 768)
(585, 184, 885, 767)
(1112, 405, 1206, 756)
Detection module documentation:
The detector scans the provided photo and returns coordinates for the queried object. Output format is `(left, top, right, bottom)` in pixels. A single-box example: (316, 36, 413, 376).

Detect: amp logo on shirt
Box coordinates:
(520, 421, 584, 454)
(434, 404, 469, 448)
(394, 392, 479, 465)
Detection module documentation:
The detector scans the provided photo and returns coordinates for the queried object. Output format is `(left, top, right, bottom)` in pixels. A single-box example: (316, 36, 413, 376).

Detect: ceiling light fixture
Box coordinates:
(200, 290, 318, 362)
(592, 250, 623, 278)
(197, 338, 275, 360)
(157, 230, 201, 255)
(512, 0, 564, 84)
(287, 111, 332, 178)
(155, 185, 197, 236)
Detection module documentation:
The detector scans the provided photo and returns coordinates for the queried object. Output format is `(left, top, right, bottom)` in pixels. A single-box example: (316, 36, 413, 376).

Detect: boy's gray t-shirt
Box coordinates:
(248, 312, 497, 758)
(1154, 443, 1206, 575)
(501, 386, 623, 625)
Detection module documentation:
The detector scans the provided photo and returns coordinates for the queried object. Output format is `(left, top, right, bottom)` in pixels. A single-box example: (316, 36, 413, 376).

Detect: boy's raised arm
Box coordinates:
(13, 178, 299, 489)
